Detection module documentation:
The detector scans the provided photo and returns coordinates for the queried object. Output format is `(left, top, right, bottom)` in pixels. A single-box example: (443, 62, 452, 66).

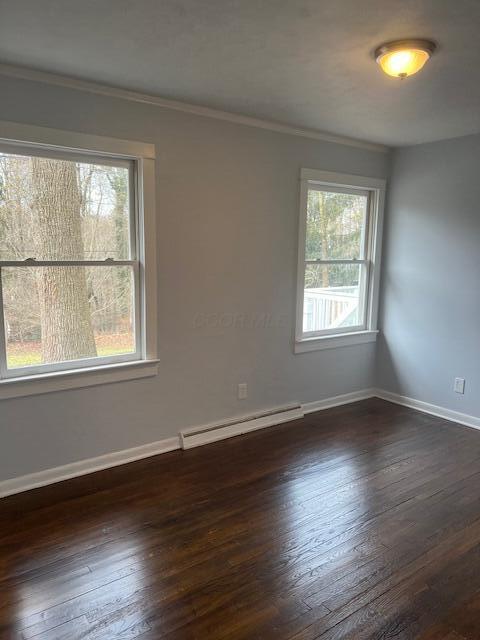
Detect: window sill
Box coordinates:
(0, 359, 159, 400)
(294, 330, 378, 354)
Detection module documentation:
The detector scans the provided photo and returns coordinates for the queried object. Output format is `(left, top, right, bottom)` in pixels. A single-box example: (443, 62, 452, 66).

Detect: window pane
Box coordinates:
(305, 189, 368, 260)
(303, 264, 364, 333)
(0, 153, 131, 260)
(2, 266, 135, 369)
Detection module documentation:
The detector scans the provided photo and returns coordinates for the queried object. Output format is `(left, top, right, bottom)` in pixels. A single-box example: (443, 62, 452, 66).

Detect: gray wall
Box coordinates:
(0, 75, 389, 481)
(377, 133, 480, 416)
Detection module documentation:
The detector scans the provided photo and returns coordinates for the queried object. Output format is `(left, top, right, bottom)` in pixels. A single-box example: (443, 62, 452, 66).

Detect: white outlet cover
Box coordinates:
(238, 383, 248, 399)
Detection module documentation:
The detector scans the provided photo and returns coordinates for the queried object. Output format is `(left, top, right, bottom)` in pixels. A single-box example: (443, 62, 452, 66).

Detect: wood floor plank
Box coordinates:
(2, 398, 480, 639)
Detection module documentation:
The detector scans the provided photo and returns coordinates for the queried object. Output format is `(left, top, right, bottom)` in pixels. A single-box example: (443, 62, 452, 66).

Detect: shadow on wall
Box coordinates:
(375, 333, 405, 396)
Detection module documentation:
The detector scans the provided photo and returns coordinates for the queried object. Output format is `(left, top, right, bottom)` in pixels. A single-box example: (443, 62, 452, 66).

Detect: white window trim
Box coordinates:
(295, 169, 385, 354)
(0, 120, 158, 398)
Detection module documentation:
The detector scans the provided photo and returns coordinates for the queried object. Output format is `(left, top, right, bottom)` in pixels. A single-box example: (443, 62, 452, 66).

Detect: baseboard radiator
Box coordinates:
(180, 403, 304, 449)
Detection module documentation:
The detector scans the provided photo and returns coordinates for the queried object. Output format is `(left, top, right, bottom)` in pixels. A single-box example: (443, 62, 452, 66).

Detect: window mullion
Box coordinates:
(358, 261, 370, 329)
(360, 191, 372, 261)
(0, 260, 137, 268)
(304, 259, 367, 265)
(0, 267, 9, 379)
(128, 160, 138, 261)
(132, 262, 142, 358)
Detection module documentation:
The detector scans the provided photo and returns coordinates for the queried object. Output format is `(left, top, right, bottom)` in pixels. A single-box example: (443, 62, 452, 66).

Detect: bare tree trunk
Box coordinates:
(30, 158, 97, 363)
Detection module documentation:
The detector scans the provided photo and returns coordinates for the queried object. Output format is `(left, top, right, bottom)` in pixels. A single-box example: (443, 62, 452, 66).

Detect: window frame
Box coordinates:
(295, 169, 385, 353)
(0, 121, 158, 397)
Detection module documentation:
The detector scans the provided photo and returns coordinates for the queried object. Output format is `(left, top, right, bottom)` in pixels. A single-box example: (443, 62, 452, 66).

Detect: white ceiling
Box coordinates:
(0, 0, 479, 146)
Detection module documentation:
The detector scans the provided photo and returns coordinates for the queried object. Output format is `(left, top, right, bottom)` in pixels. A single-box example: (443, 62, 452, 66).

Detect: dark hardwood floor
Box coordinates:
(2, 398, 480, 639)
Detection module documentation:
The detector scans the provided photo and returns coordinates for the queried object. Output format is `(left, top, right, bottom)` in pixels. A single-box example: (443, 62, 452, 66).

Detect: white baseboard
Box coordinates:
(180, 403, 304, 449)
(10, 386, 476, 500)
(374, 388, 480, 431)
(302, 388, 376, 414)
(0, 391, 375, 498)
(180, 388, 377, 450)
(0, 436, 180, 499)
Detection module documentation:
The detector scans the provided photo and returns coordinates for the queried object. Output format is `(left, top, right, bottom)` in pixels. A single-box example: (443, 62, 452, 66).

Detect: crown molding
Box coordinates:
(0, 62, 388, 153)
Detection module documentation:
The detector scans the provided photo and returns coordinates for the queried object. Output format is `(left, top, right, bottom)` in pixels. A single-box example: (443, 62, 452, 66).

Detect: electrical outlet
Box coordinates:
(454, 377, 465, 394)
(238, 383, 248, 400)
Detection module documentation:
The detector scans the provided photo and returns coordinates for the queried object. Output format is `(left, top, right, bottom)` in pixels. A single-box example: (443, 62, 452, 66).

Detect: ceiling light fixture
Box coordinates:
(375, 39, 436, 78)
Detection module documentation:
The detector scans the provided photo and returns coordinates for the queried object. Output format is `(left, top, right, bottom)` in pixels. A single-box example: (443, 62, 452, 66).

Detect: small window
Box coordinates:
(0, 139, 153, 381)
(295, 170, 385, 351)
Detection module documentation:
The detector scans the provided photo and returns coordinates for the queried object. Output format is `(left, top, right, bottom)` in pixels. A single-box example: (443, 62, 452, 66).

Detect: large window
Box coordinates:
(295, 170, 385, 352)
(0, 123, 157, 394)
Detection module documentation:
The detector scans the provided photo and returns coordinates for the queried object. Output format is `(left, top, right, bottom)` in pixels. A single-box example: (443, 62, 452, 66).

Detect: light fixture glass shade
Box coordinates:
(375, 40, 436, 78)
